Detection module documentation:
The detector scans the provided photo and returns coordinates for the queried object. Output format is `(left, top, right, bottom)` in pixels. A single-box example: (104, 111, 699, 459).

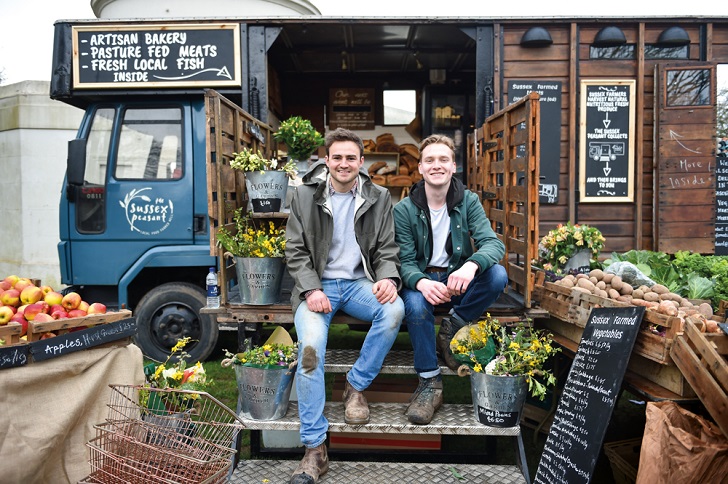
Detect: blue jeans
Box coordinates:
(401, 264, 508, 377)
(294, 277, 404, 448)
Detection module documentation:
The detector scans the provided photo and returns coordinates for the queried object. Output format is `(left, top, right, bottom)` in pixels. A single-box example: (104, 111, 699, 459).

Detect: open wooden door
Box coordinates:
(468, 92, 540, 307)
(654, 63, 717, 254)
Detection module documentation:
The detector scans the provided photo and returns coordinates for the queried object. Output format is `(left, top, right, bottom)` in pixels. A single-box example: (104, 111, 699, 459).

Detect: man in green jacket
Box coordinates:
(393, 134, 507, 425)
(286, 127, 404, 484)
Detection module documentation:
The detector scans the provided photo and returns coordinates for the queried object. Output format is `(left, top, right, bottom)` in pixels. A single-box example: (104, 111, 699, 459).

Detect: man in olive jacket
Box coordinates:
(393, 134, 507, 425)
(286, 127, 404, 484)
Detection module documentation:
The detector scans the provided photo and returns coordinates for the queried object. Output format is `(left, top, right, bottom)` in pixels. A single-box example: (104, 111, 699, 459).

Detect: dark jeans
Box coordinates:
(400, 264, 508, 376)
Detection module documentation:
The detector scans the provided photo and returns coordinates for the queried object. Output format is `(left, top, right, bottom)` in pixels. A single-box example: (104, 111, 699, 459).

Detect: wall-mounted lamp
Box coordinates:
(657, 26, 690, 47)
(520, 27, 553, 47)
(341, 51, 348, 71)
(593, 26, 627, 47)
(413, 52, 424, 70)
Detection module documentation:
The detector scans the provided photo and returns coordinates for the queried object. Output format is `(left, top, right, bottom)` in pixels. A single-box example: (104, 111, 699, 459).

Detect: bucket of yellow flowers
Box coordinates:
(217, 207, 287, 305)
(451, 315, 560, 427)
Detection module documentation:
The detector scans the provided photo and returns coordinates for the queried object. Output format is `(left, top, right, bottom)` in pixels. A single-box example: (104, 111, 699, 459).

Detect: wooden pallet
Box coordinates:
(670, 319, 728, 437)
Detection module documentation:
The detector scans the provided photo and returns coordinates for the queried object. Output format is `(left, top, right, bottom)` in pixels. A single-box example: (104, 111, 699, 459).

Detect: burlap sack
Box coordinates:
(636, 400, 728, 483)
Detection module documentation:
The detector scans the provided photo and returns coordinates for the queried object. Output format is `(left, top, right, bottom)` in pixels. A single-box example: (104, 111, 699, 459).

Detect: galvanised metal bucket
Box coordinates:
(470, 372, 528, 427)
(235, 364, 295, 420)
(245, 170, 289, 213)
(235, 257, 285, 305)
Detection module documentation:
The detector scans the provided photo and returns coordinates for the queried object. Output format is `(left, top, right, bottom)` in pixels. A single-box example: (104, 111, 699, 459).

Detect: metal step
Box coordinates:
(239, 402, 520, 437)
(325, 349, 457, 375)
(230, 459, 527, 483)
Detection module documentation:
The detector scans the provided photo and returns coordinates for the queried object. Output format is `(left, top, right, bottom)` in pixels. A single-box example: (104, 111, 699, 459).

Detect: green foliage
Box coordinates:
(535, 222, 606, 274)
(216, 208, 286, 258)
(273, 116, 325, 161)
(230, 147, 298, 178)
(672, 251, 728, 305)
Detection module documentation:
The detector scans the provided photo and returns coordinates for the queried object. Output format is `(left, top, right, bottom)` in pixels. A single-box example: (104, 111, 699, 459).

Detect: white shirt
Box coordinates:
(429, 205, 450, 268)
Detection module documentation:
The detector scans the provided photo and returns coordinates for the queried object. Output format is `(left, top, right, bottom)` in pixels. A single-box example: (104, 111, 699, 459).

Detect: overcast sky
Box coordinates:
(1, 0, 728, 85)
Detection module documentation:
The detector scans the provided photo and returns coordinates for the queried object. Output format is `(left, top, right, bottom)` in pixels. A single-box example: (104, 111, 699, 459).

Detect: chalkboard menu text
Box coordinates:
(534, 306, 645, 484)
(508, 80, 562, 204)
(579, 80, 635, 202)
(30, 318, 137, 361)
(716, 157, 728, 255)
(329, 88, 375, 130)
(72, 24, 241, 89)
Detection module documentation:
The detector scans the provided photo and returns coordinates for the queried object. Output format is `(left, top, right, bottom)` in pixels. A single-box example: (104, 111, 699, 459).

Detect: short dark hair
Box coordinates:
(325, 128, 364, 156)
(419, 134, 456, 158)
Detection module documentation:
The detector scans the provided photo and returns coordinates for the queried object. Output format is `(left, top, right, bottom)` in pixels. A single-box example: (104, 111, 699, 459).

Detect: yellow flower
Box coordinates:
(171, 337, 191, 353)
(473, 363, 483, 373)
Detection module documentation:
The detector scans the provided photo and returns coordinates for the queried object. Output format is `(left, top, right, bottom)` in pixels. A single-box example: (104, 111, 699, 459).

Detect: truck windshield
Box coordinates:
(115, 107, 183, 180)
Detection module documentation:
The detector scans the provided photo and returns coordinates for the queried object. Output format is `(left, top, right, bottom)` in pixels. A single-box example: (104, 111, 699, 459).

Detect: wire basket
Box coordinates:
(81, 384, 245, 484)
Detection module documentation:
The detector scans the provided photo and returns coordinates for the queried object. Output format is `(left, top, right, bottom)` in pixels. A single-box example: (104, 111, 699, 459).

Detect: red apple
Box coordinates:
(1, 289, 20, 307)
(49, 304, 64, 314)
(68, 309, 87, 318)
(61, 292, 82, 311)
(24, 302, 50, 321)
(51, 308, 69, 320)
(87, 302, 107, 315)
(13, 279, 33, 293)
(0, 280, 11, 291)
(10, 315, 28, 336)
(3, 275, 19, 287)
(20, 286, 44, 305)
(78, 300, 90, 312)
(0, 306, 14, 324)
(32, 313, 55, 323)
(39, 332, 56, 340)
(44, 291, 64, 306)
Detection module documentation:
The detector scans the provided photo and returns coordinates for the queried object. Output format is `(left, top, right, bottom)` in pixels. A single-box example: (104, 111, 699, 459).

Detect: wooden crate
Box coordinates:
(670, 319, 728, 437)
(0, 322, 26, 346)
(603, 438, 641, 484)
(534, 281, 573, 322)
(27, 309, 133, 341)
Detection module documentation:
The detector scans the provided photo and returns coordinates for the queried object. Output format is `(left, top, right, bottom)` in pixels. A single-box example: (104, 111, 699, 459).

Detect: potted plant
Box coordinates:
(222, 327, 298, 420)
(231, 147, 297, 212)
(216, 207, 287, 305)
(273, 115, 325, 170)
(142, 336, 214, 415)
(535, 221, 606, 275)
(451, 315, 560, 427)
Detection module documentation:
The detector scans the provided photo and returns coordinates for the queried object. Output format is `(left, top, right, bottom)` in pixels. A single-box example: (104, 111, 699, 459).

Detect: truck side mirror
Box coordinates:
(67, 138, 87, 186)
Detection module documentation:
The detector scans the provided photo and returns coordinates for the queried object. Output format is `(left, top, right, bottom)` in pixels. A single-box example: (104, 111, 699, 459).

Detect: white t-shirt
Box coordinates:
(429, 205, 450, 268)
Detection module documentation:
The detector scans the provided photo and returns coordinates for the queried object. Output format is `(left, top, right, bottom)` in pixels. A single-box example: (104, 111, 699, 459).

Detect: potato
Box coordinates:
(632, 289, 644, 299)
(637, 285, 651, 293)
(576, 273, 589, 280)
(589, 276, 599, 285)
(658, 292, 682, 303)
(595, 289, 608, 299)
(610, 276, 623, 291)
(706, 320, 719, 333)
(589, 269, 604, 280)
(698, 303, 714, 318)
(608, 288, 621, 299)
(643, 292, 660, 302)
(602, 273, 615, 284)
(572, 286, 591, 294)
(616, 295, 633, 303)
(596, 281, 607, 290)
(558, 277, 575, 288)
(619, 284, 633, 295)
(577, 278, 596, 292)
(657, 300, 678, 316)
(651, 284, 669, 294)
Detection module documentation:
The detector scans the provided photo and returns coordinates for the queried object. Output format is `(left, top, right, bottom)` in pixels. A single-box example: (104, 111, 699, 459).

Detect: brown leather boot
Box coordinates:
(405, 375, 444, 425)
(342, 379, 370, 424)
(290, 442, 329, 484)
(436, 318, 460, 371)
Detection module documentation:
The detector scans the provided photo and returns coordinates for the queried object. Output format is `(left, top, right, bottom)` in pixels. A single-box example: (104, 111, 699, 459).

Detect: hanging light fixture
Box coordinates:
(593, 26, 627, 47)
(520, 27, 553, 47)
(413, 51, 423, 70)
(657, 26, 690, 46)
(340, 51, 348, 71)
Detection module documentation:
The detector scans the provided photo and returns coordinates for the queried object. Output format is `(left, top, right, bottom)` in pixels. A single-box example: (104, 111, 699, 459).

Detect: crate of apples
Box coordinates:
(0, 275, 110, 345)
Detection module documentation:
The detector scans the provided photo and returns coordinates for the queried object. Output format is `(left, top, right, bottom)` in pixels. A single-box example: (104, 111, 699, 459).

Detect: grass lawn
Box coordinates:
(195, 324, 646, 482)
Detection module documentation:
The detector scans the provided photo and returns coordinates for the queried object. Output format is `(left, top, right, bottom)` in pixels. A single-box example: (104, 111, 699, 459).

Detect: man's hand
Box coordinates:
(415, 278, 452, 306)
(372, 279, 398, 304)
(305, 290, 332, 313)
(447, 261, 479, 296)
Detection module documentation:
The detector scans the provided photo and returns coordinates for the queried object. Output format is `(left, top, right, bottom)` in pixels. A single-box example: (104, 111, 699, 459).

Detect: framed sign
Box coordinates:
(72, 24, 241, 89)
(579, 80, 635, 202)
(328, 88, 375, 130)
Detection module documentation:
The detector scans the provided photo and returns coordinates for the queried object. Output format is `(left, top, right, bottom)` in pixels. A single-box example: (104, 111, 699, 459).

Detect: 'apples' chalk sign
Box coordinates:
(534, 306, 645, 484)
(30, 318, 137, 361)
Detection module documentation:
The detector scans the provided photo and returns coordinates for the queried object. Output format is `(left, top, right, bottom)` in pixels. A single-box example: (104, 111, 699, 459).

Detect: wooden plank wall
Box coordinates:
(499, 20, 726, 255)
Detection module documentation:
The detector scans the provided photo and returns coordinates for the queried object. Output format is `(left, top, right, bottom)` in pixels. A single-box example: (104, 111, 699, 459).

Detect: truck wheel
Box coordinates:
(133, 282, 218, 362)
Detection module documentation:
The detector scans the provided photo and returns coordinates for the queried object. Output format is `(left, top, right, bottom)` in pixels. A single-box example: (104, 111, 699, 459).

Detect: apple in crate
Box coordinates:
(1, 289, 20, 307)
(24, 302, 50, 321)
(40, 285, 53, 295)
(87, 303, 107, 315)
(10, 316, 28, 336)
(40, 332, 56, 340)
(0, 280, 11, 291)
(13, 279, 33, 293)
(32, 313, 54, 323)
(0, 306, 14, 324)
(68, 309, 87, 319)
(44, 291, 63, 307)
(61, 292, 82, 311)
(51, 308, 68, 320)
(20, 286, 43, 305)
(3, 275, 19, 287)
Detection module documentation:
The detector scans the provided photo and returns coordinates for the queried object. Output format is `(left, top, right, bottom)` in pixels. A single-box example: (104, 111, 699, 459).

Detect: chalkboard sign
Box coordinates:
(0, 344, 30, 369)
(329, 88, 375, 130)
(72, 24, 241, 89)
(30, 318, 137, 362)
(534, 306, 645, 484)
(716, 156, 728, 255)
(579, 80, 635, 202)
(508, 80, 562, 204)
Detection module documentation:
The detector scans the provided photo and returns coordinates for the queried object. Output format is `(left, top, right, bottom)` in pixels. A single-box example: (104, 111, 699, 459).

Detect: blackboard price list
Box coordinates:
(535, 307, 644, 484)
(716, 157, 728, 255)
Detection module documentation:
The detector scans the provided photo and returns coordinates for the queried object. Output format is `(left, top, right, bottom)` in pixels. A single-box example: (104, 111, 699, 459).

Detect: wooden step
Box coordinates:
(230, 460, 527, 483)
(239, 401, 520, 437)
(325, 349, 457, 375)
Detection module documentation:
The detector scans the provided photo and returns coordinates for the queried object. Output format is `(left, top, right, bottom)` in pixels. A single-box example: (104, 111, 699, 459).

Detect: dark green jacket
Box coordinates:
(285, 160, 401, 312)
(393, 178, 505, 290)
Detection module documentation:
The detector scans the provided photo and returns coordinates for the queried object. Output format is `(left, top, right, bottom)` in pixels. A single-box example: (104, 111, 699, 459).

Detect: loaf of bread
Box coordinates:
(377, 164, 397, 175)
(371, 175, 387, 185)
(368, 161, 387, 174)
(387, 175, 413, 187)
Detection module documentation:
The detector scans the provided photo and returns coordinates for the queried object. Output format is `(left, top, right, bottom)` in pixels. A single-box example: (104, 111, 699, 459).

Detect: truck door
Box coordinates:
(653, 62, 717, 254)
(65, 104, 194, 285)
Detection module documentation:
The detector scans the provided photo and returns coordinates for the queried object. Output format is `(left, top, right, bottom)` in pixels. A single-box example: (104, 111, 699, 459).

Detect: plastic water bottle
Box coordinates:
(206, 267, 220, 308)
